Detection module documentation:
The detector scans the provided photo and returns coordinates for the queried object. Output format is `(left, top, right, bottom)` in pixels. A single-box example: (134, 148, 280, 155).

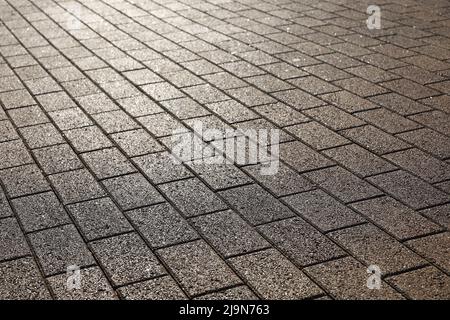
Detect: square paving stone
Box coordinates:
(25, 77, 61, 95)
(133, 151, 193, 184)
(29, 224, 95, 276)
(81, 147, 136, 179)
(406, 233, 449, 272)
(159, 178, 228, 217)
(36, 91, 76, 112)
(103, 173, 164, 210)
(367, 170, 448, 210)
(123, 68, 162, 85)
(279, 141, 334, 172)
(386, 267, 449, 300)
(329, 224, 425, 274)
(304, 257, 403, 300)
(90, 233, 165, 286)
(93, 110, 140, 133)
(139, 112, 187, 137)
(49, 169, 106, 204)
(219, 184, 295, 225)
(111, 129, 164, 157)
(228, 248, 323, 300)
(118, 276, 186, 300)
(258, 217, 345, 266)
(117, 95, 163, 117)
(67, 197, 132, 241)
(49, 108, 92, 131)
(47, 266, 118, 300)
(0, 120, 18, 142)
(141, 82, 185, 101)
(282, 189, 365, 231)
(191, 210, 270, 257)
(76, 93, 119, 114)
(0, 140, 33, 169)
(0, 257, 50, 299)
(304, 166, 383, 203)
(350, 196, 442, 240)
(33, 144, 83, 175)
(126, 203, 198, 249)
(101, 80, 140, 99)
(8, 105, 49, 128)
(0, 164, 50, 198)
(62, 79, 101, 97)
(158, 240, 241, 297)
(0, 89, 35, 109)
(11, 191, 70, 233)
(0, 218, 30, 261)
(64, 126, 112, 153)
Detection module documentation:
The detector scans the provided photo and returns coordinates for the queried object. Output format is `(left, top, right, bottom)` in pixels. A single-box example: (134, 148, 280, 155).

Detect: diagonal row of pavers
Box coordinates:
(0, 0, 449, 300)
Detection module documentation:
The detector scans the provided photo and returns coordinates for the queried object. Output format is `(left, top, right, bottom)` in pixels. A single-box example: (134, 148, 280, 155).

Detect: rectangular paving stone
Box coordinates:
(409, 110, 450, 136)
(406, 233, 449, 273)
(62, 79, 101, 97)
(0, 164, 50, 198)
(81, 147, 136, 179)
(0, 140, 33, 169)
(282, 189, 365, 232)
(67, 197, 132, 241)
(304, 257, 403, 300)
(20, 123, 65, 149)
(228, 248, 323, 300)
(29, 224, 95, 276)
(334, 77, 388, 97)
(49, 107, 92, 131)
(369, 93, 430, 116)
(33, 144, 83, 175)
(141, 82, 185, 101)
(258, 217, 345, 266)
(207, 100, 258, 124)
(253, 102, 309, 127)
(329, 224, 425, 274)
(118, 276, 187, 300)
(397, 128, 450, 160)
(271, 89, 326, 110)
(286, 121, 349, 150)
(159, 178, 228, 217)
(305, 166, 383, 203)
(111, 129, 164, 157)
(0, 89, 35, 109)
(158, 240, 241, 297)
(0, 257, 50, 300)
(126, 203, 199, 249)
(191, 210, 270, 258)
(381, 79, 440, 100)
(227, 86, 276, 107)
(219, 184, 295, 225)
(8, 105, 49, 128)
(117, 95, 163, 117)
(49, 169, 106, 204)
(25, 77, 60, 95)
(0, 218, 29, 261)
(76, 93, 119, 115)
(279, 141, 334, 172)
(195, 285, 258, 300)
(304, 105, 366, 131)
(93, 110, 140, 134)
(420, 204, 450, 230)
(64, 126, 112, 153)
(139, 112, 187, 138)
(355, 108, 421, 134)
(320, 90, 379, 113)
(0, 187, 13, 218)
(90, 233, 165, 286)
(367, 170, 449, 210)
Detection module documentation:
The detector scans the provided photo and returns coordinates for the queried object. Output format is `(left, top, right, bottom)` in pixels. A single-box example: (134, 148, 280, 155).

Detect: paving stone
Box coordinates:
(49, 108, 92, 131)
(0, 164, 50, 198)
(421, 204, 450, 229)
(304, 105, 365, 130)
(202, 72, 246, 90)
(36, 91, 76, 112)
(407, 233, 449, 272)
(141, 82, 185, 101)
(134, 151, 193, 184)
(81, 147, 136, 179)
(409, 110, 450, 136)
(243, 162, 315, 197)
(111, 129, 164, 157)
(382, 79, 440, 100)
(420, 95, 450, 114)
(207, 100, 258, 123)
(196, 286, 258, 300)
(386, 267, 449, 300)
(139, 112, 187, 137)
(0, 89, 35, 109)
(271, 89, 325, 110)
(158, 240, 241, 297)
(279, 141, 334, 172)
(384, 148, 450, 183)
(320, 90, 379, 113)
(229, 248, 322, 300)
(48, 266, 117, 300)
(191, 210, 269, 257)
(0, 187, 13, 218)
(246, 74, 294, 93)
(303, 64, 350, 82)
(227, 86, 276, 107)
(76, 93, 119, 114)
(334, 77, 388, 97)
(0, 140, 33, 169)
(290, 76, 340, 95)
(118, 276, 187, 300)
(355, 108, 421, 134)
(93, 110, 140, 133)
(29, 224, 95, 276)
(123, 68, 162, 85)
(286, 121, 349, 150)
(159, 178, 227, 217)
(304, 257, 403, 300)
(0, 218, 29, 261)
(253, 102, 309, 127)
(218, 184, 294, 226)
(369, 93, 431, 116)
(397, 128, 450, 160)
(8, 105, 49, 128)
(367, 170, 448, 210)
(261, 62, 308, 79)
(126, 203, 198, 249)
(64, 126, 112, 153)
(33, 144, 83, 175)
(50, 66, 85, 83)
(49, 169, 106, 204)
(117, 95, 163, 117)
(0, 257, 50, 299)
(259, 217, 345, 266)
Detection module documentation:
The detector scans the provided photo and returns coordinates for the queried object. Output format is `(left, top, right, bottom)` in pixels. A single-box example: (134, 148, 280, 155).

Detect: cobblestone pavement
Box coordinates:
(0, 0, 449, 300)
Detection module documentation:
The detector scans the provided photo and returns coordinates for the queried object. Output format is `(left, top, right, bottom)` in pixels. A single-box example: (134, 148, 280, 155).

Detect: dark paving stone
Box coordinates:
(320, 90, 379, 113)
(304, 257, 403, 300)
(48, 266, 117, 300)
(247, 74, 294, 93)
(20, 123, 65, 149)
(133, 151, 193, 184)
(126, 203, 198, 249)
(64, 126, 112, 153)
(369, 93, 431, 116)
(334, 77, 388, 97)
(118, 276, 186, 300)
(207, 100, 258, 124)
(90, 233, 165, 286)
(8, 105, 49, 128)
(286, 121, 349, 150)
(271, 89, 325, 110)
(219, 184, 295, 226)
(82, 147, 136, 179)
(386, 267, 450, 300)
(381, 79, 440, 100)
(196, 286, 258, 300)
(0, 218, 29, 261)
(111, 129, 164, 157)
(0, 187, 13, 218)
(67, 197, 132, 241)
(407, 233, 449, 273)
(49, 169, 106, 204)
(33, 144, 83, 175)
(367, 171, 448, 210)
(305, 166, 382, 203)
(228, 248, 322, 300)
(0, 140, 33, 169)
(0, 257, 50, 299)
(191, 210, 269, 257)
(29, 224, 95, 276)
(350, 197, 442, 240)
(282, 189, 365, 232)
(159, 178, 227, 217)
(355, 108, 421, 134)
(304, 105, 366, 131)
(397, 128, 450, 160)
(258, 217, 345, 266)
(158, 240, 241, 297)
(11, 191, 70, 233)
(409, 110, 450, 136)
(0, 164, 50, 198)
(329, 224, 425, 274)
(253, 102, 309, 127)
(279, 141, 334, 172)
(420, 204, 450, 229)
(290, 76, 340, 95)
(103, 173, 164, 211)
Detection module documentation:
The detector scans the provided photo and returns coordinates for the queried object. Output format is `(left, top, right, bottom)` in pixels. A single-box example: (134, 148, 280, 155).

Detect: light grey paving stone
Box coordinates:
(8, 105, 49, 128)
(0, 120, 20, 142)
(64, 126, 112, 153)
(20, 123, 65, 149)
(111, 129, 164, 157)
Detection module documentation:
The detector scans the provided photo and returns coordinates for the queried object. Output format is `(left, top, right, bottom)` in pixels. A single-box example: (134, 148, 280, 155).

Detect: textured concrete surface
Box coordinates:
(0, 0, 449, 300)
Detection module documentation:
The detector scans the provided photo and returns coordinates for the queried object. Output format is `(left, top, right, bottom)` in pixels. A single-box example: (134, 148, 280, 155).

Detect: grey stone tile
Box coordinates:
(253, 102, 309, 127)
(0, 89, 35, 109)
(82, 147, 136, 179)
(49, 108, 92, 131)
(76, 93, 119, 115)
(320, 90, 379, 113)
(0, 187, 13, 218)
(227, 86, 276, 107)
(279, 141, 334, 172)
(111, 129, 164, 157)
(62, 79, 101, 97)
(25, 77, 60, 95)
(20, 123, 65, 149)
(304, 105, 365, 131)
(36, 91, 76, 112)
(286, 121, 349, 150)
(93, 110, 139, 134)
(369, 93, 430, 116)
(162, 97, 210, 120)
(271, 89, 326, 110)
(0, 140, 33, 169)
(0, 218, 29, 261)
(0, 164, 50, 198)
(420, 204, 450, 229)
(141, 82, 185, 101)
(64, 126, 112, 153)
(355, 108, 421, 134)
(139, 112, 186, 138)
(33, 144, 83, 175)
(397, 128, 450, 160)
(117, 95, 163, 117)
(90, 233, 165, 286)
(8, 105, 49, 128)
(118, 276, 186, 300)
(228, 249, 322, 299)
(196, 286, 258, 300)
